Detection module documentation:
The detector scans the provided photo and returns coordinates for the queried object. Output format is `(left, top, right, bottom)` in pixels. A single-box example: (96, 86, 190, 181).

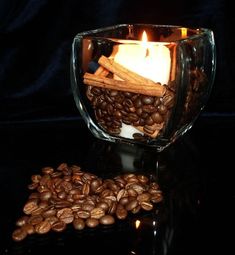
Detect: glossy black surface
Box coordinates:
(0, 116, 234, 254)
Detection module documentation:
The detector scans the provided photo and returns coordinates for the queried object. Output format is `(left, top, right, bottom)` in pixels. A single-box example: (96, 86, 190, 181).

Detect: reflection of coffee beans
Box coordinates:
(88, 87, 174, 140)
(12, 163, 163, 241)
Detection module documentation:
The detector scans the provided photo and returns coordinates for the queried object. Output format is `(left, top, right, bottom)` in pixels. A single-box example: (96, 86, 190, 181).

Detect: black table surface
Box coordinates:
(0, 115, 234, 255)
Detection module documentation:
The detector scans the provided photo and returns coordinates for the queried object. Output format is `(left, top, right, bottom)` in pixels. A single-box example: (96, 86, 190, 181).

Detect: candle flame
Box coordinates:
(181, 27, 187, 38)
(135, 220, 141, 229)
(141, 31, 149, 57)
(142, 31, 148, 43)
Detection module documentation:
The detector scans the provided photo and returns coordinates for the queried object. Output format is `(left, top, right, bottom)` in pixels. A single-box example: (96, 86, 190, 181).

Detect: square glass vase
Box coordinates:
(71, 24, 216, 152)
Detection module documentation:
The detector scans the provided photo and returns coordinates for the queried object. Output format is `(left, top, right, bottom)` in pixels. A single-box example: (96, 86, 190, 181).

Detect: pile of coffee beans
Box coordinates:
(180, 67, 207, 124)
(12, 163, 163, 242)
(86, 86, 175, 141)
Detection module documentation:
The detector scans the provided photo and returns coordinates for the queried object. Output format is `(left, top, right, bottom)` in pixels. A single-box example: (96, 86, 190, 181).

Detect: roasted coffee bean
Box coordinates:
(23, 199, 38, 215)
(57, 208, 74, 224)
(16, 216, 29, 227)
(42, 209, 57, 218)
(52, 221, 66, 232)
(29, 192, 39, 199)
(154, 97, 161, 107)
(116, 204, 128, 220)
(117, 189, 128, 201)
(73, 218, 85, 230)
(31, 175, 41, 183)
(82, 203, 95, 212)
(40, 191, 52, 201)
(45, 216, 58, 225)
(35, 220, 51, 234)
(38, 201, 49, 209)
(12, 228, 27, 242)
(140, 201, 153, 211)
(125, 199, 138, 211)
(90, 179, 102, 192)
(132, 205, 141, 214)
(151, 193, 163, 203)
(77, 210, 91, 219)
(108, 201, 117, 215)
(134, 98, 142, 108)
(145, 116, 154, 125)
(151, 112, 163, 124)
(119, 197, 129, 206)
(96, 202, 109, 212)
(27, 183, 38, 190)
(137, 192, 151, 202)
(163, 91, 174, 107)
(137, 175, 149, 184)
(82, 183, 90, 195)
(42, 167, 54, 175)
(133, 133, 146, 141)
(28, 215, 43, 225)
(54, 200, 72, 209)
(57, 163, 69, 171)
(86, 218, 99, 228)
(141, 96, 154, 105)
(90, 208, 105, 219)
(99, 215, 115, 225)
(22, 224, 35, 235)
(158, 104, 167, 114)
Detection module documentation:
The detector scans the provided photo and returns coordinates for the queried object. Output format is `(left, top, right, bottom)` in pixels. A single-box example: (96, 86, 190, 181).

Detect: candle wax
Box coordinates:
(113, 42, 171, 139)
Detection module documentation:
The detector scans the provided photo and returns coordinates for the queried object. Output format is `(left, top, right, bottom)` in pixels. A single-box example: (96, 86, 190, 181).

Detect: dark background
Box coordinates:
(0, 0, 234, 124)
(0, 1, 235, 254)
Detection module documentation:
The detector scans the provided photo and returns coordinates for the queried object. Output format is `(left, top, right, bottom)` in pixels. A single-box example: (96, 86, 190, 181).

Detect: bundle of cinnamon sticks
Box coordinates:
(83, 55, 166, 97)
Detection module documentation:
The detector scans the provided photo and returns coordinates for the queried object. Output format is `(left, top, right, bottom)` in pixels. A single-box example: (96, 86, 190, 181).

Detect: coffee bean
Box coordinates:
(141, 96, 154, 105)
(96, 202, 109, 212)
(125, 199, 138, 211)
(116, 204, 128, 220)
(137, 192, 151, 203)
(28, 215, 43, 225)
(73, 218, 85, 230)
(16, 216, 29, 227)
(12, 228, 27, 242)
(22, 224, 35, 235)
(99, 215, 115, 225)
(42, 209, 57, 218)
(140, 201, 153, 211)
(42, 167, 54, 175)
(86, 218, 99, 228)
(52, 221, 66, 232)
(57, 208, 74, 224)
(90, 179, 102, 192)
(45, 216, 58, 225)
(77, 210, 91, 219)
(35, 220, 51, 234)
(90, 208, 105, 219)
(151, 112, 163, 123)
(23, 199, 38, 215)
(40, 191, 52, 201)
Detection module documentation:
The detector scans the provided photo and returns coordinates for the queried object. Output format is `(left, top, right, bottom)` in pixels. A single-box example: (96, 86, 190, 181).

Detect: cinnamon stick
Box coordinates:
(83, 73, 166, 97)
(94, 66, 109, 77)
(98, 55, 157, 85)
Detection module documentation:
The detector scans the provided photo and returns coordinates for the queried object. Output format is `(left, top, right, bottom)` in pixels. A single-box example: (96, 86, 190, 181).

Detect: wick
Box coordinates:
(145, 48, 149, 57)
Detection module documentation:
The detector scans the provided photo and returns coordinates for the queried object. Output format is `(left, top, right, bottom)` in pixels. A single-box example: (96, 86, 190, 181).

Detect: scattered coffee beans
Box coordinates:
(12, 163, 163, 241)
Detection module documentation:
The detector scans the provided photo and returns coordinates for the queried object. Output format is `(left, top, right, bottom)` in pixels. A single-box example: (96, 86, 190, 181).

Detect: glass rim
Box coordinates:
(73, 23, 214, 43)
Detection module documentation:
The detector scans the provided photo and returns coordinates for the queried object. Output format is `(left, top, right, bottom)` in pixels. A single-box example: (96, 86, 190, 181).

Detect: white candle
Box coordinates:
(113, 32, 171, 139)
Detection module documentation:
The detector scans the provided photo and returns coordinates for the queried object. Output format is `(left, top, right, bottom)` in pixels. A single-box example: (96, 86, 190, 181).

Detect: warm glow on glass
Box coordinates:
(181, 27, 187, 38)
(135, 220, 141, 229)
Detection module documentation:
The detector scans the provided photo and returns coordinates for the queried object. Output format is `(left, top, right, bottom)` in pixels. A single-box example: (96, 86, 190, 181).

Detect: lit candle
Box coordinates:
(113, 31, 171, 139)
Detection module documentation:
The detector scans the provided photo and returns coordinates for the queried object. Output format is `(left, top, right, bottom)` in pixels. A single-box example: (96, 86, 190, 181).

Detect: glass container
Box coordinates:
(71, 24, 216, 151)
